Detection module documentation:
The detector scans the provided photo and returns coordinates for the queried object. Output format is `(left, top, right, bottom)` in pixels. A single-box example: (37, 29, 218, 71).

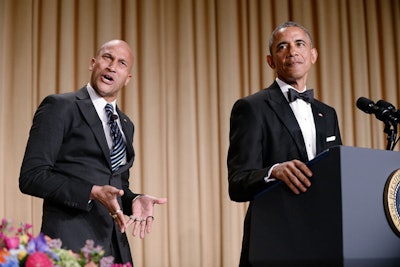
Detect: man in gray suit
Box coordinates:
(227, 22, 342, 266)
(20, 40, 167, 265)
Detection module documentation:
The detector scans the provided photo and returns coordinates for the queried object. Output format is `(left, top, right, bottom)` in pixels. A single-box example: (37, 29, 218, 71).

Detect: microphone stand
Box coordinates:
(384, 120, 398, 150)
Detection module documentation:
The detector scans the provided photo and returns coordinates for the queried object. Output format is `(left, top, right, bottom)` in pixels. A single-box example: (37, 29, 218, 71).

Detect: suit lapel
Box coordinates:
(266, 83, 309, 161)
(75, 87, 111, 166)
(116, 107, 135, 162)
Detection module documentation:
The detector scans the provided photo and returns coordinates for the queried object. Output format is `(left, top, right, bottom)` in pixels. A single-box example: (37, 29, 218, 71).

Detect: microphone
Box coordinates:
(111, 114, 119, 121)
(376, 100, 400, 119)
(356, 97, 376, 114)
(376, 99, 396, 111)
(108, 114, 119, 123)
(356, 97, 399, 124)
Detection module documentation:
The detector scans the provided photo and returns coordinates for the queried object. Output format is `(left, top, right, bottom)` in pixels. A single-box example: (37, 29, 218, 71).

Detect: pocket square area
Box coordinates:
(326, 136, 336, 142)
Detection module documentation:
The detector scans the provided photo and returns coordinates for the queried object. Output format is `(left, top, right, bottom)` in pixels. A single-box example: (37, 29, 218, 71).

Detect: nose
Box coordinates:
(287, 44, 298, 57)
(107, 60, 116, 72)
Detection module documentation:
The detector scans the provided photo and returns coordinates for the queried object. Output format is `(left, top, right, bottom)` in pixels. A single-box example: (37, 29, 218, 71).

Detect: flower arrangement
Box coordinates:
(0, 219, 131, 267)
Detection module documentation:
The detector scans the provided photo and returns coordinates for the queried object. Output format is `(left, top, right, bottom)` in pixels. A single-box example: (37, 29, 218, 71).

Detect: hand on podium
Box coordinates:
(270, 159, 313, 195)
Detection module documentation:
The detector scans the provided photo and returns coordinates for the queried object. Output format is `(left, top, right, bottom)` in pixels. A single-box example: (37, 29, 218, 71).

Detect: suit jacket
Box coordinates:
(20, 86, 139, 263)
(227, 82, 342, 266)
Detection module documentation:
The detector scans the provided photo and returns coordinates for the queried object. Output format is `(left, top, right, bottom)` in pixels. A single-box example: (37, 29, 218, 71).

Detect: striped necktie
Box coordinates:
(105, 103, 126, 171)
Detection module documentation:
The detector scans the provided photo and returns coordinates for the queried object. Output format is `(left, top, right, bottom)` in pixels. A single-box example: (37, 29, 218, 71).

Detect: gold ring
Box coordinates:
(109, 209, 122, 218)
(114, 209, 122, 214)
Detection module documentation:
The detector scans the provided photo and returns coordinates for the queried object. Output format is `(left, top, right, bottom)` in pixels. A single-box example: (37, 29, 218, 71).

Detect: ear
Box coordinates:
(266, 55, 275, 69)
(124, 74, 133, 86)
(89, 58, 96, 71)
(311, 48, 318, 64)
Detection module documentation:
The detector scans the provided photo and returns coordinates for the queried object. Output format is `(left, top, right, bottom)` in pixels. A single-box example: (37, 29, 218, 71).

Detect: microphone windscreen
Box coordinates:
(356, 97, 375, 114)
(377, 100, 396, 111)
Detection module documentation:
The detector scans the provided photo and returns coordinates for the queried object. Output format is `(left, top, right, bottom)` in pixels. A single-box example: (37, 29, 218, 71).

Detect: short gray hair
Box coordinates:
(268, 21, 314, 54)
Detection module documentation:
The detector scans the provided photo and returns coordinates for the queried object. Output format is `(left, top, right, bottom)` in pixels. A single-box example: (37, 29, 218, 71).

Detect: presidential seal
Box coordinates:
(383, 169, 400, 238)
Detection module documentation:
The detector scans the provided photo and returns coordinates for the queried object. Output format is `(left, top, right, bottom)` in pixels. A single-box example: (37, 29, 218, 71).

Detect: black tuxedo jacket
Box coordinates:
(227, 82, 342, 266)
(20, 86, 139, 263)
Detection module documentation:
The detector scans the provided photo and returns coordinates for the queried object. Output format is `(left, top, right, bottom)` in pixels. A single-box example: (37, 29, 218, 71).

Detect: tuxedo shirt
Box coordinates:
(277, 78, 317, 160)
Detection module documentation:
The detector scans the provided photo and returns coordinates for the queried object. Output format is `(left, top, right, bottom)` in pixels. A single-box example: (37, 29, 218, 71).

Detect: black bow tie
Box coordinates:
(288, 88, 314, 103)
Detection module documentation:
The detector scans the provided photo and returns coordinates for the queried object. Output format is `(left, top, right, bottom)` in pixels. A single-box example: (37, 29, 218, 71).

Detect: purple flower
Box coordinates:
(46, 238, 62, 250)
(26, 233, 59, 261)
(26, 233, 47, 254)
(100, 256, 114, 267)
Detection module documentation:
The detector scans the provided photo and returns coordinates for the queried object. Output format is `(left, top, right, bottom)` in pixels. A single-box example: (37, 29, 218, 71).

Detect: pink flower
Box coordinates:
(25, 251, 54, 267)
(111, 263, 132, 267)
(4, 236, 20, 249)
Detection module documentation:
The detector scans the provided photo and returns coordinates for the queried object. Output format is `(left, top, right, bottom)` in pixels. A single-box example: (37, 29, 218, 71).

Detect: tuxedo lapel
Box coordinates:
(75, 87, 111, 167)
(266, 84, 309, 161)
(311, 103, 328, 154)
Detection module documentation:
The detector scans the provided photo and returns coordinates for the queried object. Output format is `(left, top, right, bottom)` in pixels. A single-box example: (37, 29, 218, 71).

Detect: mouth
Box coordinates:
(286, 60, 302, 67)
(101, 74, 114, 84)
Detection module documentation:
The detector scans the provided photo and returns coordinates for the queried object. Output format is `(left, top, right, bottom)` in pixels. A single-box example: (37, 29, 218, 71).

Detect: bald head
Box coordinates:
(96, 40, 134, 72)
(89, 39, 134, 102)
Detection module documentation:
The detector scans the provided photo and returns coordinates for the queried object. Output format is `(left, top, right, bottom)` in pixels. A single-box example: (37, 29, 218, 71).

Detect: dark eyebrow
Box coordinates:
(276, 39, 307, 48)
(295, 39, 307, 43)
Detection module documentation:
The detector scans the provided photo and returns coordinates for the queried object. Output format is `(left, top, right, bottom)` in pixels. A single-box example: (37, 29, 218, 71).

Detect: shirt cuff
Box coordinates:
(264, 163, 280, 183)
(132, 194, 143, 203)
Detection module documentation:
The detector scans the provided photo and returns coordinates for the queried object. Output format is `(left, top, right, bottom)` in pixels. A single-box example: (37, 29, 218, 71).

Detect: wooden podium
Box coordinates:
(249, 146, 400, 267)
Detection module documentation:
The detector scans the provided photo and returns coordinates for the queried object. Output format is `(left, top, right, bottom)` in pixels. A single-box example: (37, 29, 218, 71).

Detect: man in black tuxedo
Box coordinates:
(227, 22, 342, 266)
(19, 40, 167, 265)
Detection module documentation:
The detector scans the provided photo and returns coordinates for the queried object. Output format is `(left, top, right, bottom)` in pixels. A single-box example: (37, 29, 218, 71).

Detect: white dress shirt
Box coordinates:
(86, 83, 127, 166)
